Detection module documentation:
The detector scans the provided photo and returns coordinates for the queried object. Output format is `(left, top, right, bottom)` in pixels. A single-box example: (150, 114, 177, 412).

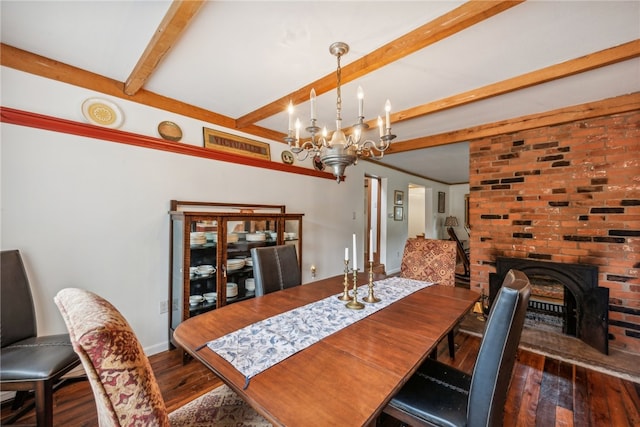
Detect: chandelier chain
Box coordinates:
(336, 53, 342, 124)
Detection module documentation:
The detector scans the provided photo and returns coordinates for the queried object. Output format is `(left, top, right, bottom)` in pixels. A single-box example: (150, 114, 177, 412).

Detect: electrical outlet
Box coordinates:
(160, 300, 169, 314)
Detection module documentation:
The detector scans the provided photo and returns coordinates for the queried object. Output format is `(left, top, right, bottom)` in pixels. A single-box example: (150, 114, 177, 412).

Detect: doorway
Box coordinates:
(408, 184, 425, 238)
(364, 175, 384, 273)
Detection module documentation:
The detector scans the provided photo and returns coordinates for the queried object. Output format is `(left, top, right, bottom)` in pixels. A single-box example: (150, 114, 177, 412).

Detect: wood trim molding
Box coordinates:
(0, 106, 336, 181)
(386, 92, 640, 154)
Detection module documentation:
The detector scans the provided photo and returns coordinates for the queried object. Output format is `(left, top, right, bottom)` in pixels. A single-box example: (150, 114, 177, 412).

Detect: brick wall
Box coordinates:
(469, 110, 640, 354)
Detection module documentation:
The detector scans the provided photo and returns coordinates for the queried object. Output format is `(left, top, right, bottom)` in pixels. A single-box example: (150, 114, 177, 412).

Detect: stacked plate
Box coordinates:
(226, 258, 245, 271)
(227, 282, 238, 299)
(190, 232, 206, 245)
(246, 233, 266, 242)
(244, 257, 253, 267)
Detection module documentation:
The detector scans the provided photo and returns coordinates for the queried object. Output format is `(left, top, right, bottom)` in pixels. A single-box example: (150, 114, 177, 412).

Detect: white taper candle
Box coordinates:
(352, 233, 357, 270)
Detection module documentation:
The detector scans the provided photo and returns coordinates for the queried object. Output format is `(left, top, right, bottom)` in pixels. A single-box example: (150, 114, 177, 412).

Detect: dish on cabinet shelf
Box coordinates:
(189, 295, 204, 306)
(226, 259, 245, 271)
(195, 265, 215, 275)
(227, 282, 238, 298)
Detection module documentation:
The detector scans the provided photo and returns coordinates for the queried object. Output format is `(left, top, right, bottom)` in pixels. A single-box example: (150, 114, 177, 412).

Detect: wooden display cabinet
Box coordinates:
(168, 201, 303, 354)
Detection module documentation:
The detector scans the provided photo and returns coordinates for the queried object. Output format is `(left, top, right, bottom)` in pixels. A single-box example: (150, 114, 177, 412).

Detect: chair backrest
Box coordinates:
(251, 244, 301, 297)
(54, 288, 169, 427)
(467, 269, 531, 427)
(447, 227, 470, 276)
(1, 250, 37, 347)
(399, 238, 456, 286)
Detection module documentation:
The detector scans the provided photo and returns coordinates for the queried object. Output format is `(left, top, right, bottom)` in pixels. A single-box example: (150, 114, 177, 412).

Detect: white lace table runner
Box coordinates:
(204, 277, 433, 387)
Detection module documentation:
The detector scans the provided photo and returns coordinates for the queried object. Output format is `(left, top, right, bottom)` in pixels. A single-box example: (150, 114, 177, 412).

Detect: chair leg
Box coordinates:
(448, 330, 456, 359)
(34, 380, 54, 427)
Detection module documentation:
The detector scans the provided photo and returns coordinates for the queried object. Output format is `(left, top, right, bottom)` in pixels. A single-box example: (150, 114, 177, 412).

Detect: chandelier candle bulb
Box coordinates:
(295, 118, 301, 142)
(288, 101, 294, 131)
(357, 86, 364, 117)
(385, 100, 391, 130)
(310, 89, 317, 121)
(378, 116, 383, 137)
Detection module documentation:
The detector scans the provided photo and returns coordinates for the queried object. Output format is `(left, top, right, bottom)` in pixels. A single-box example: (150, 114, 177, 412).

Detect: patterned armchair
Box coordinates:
(400, 237, 456, 287)
(400, 237, 458, 358)
(54, 288, 271, 427)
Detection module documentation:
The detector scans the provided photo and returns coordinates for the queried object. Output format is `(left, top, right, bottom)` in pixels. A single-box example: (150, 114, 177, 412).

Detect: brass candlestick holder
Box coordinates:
(362, 260, 381, 303)
(338, 259, 351, 301)
(345, 268, 365, 310)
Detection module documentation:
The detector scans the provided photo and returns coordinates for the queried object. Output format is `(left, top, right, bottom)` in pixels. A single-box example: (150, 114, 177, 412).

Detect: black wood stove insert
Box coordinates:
(489, 257, 609, 354)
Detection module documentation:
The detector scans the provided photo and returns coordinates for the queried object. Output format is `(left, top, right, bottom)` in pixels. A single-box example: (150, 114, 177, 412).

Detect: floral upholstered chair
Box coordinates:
(400, 237, 456, 287)
(400, 237, 458, 358)
(54, 288, 271, 427)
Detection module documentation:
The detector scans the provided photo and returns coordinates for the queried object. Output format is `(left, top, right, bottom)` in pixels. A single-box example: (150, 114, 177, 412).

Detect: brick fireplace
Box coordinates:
(469, 110, 640, 355)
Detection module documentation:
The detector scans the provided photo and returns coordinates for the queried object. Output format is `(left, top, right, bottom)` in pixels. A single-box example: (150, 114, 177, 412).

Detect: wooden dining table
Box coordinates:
(173, 272, 479, 426)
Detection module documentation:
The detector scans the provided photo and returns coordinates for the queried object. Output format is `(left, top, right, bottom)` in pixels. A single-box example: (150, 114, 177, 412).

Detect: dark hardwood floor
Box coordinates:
(3, 333, 639, 426)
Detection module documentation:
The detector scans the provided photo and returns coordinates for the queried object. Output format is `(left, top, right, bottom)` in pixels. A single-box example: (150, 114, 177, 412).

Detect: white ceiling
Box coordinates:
(2, 1, 639, 184)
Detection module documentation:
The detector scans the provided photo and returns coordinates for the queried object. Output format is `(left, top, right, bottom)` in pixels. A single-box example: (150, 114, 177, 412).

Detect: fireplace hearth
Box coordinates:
(489, 257, 609, 354)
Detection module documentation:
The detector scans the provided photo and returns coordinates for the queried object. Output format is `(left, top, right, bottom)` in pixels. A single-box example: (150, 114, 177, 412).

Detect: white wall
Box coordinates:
(407, 185, 425, 238)
(1, 67, 452, 354)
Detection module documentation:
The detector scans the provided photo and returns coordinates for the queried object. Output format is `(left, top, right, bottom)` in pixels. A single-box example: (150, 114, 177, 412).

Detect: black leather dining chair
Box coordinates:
(250, 244, 301, 296)
(0, 250, 81, 427)
(382, 269, 531, 427)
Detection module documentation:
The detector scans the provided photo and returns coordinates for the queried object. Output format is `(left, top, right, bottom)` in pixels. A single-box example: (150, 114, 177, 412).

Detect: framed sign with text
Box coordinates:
(203, 127, 271, 161)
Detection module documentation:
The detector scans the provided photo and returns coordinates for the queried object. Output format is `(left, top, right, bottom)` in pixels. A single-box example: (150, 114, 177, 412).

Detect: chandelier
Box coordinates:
(284, 42, 396, 183)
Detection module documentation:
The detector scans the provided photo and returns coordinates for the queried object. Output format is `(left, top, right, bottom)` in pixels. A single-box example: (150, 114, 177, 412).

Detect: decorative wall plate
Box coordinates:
(157, 121, 183, 141)
(81, 98, 123, 128)
(281, 150, 294, 165)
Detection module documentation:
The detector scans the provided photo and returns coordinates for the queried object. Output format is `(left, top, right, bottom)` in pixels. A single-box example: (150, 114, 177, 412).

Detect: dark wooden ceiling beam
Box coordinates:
(234, 0, 524, 129)
(124, 1, 205, 96)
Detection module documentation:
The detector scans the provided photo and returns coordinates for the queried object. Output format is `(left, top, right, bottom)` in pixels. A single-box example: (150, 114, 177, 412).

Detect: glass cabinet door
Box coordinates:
(224, 218, 279, 303)
(187, 219, 218, 315)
